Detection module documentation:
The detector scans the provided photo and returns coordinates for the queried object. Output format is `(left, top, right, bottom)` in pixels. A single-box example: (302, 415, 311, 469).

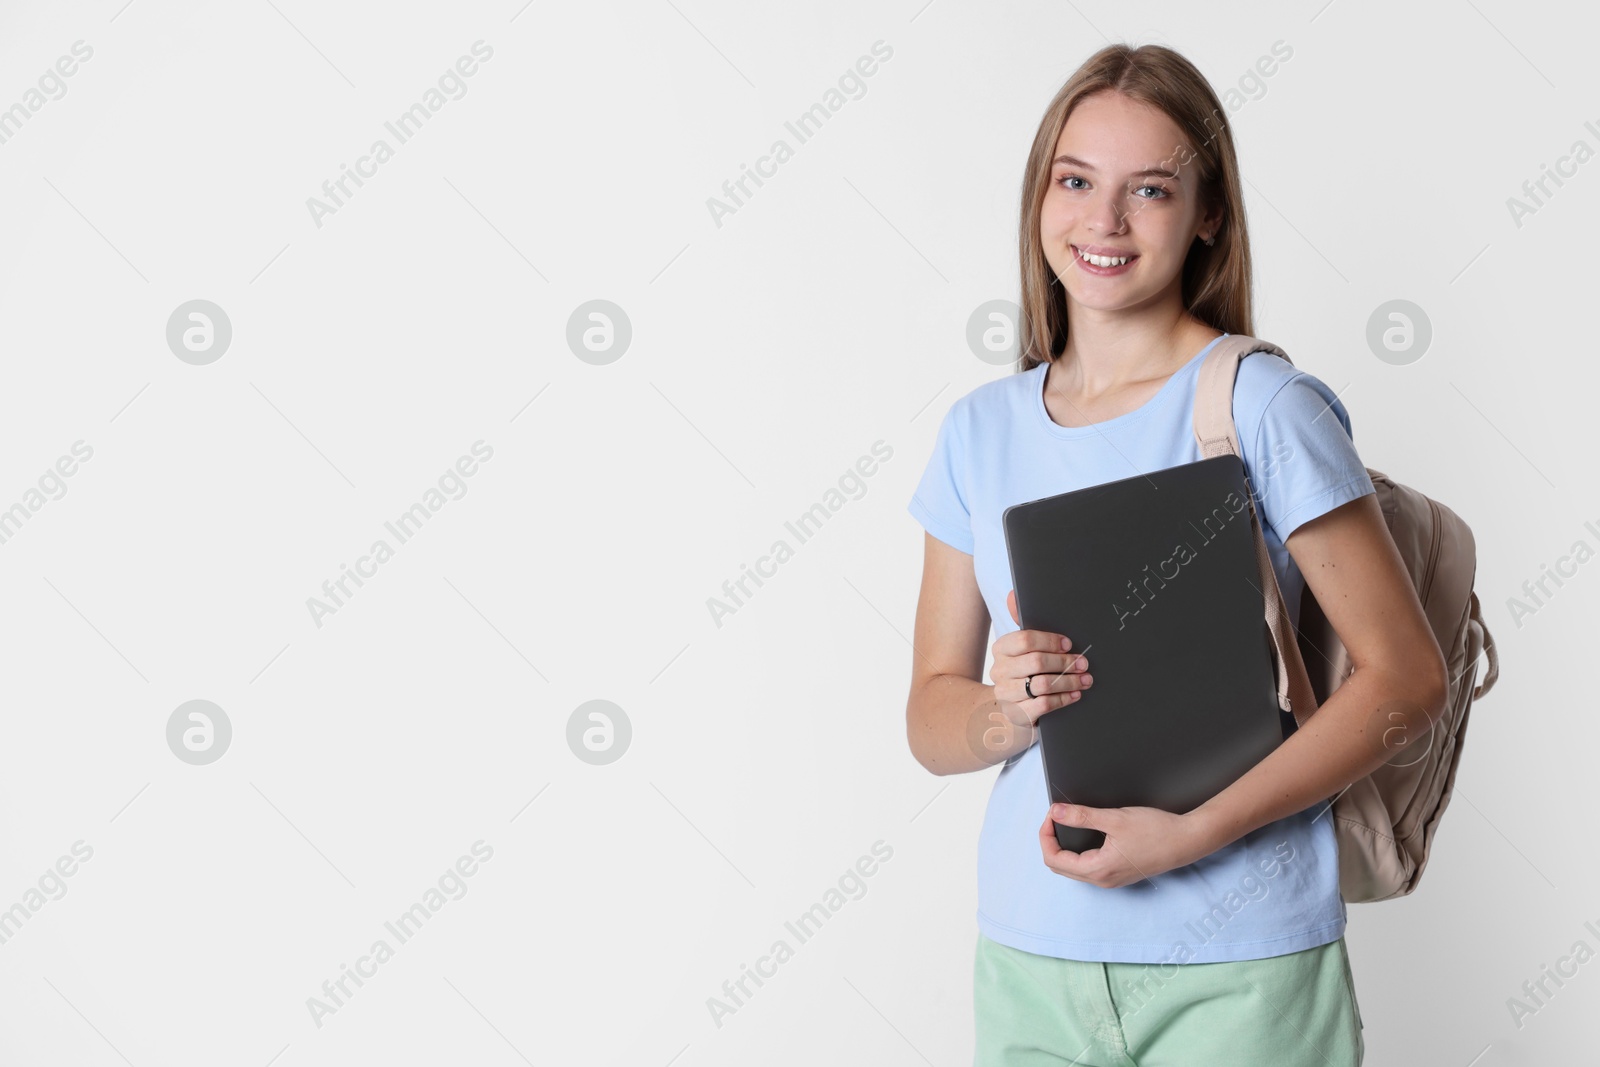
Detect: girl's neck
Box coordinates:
(1055, 312, 1218, 398)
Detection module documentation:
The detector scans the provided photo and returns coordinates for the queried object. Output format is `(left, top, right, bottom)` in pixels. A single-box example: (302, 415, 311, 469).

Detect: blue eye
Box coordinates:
(1054, 175, 1171, 200)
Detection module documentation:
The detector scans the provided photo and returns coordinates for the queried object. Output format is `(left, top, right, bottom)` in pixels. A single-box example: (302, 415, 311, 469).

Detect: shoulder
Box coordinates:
(1233, 347, 1303, 406)
(1228, 348, 1375, 541)
(1233, 349, 1354, 441)
(941, 365, 1039, 433)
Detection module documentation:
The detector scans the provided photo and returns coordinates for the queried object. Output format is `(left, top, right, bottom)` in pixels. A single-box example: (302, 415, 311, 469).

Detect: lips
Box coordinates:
(1069, 245, 1138, 276)
(1072, 245, 1137, 268)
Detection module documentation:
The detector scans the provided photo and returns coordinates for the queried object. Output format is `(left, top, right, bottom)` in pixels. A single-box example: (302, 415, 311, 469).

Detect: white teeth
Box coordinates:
(1077, 248, 1130, 267)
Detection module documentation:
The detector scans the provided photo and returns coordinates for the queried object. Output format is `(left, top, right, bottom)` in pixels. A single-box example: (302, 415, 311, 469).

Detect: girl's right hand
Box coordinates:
(992, 589, 1093, 729)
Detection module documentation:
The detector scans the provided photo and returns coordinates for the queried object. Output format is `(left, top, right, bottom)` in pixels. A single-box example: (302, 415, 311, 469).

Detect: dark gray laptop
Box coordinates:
(1002, 454, 1292, 854)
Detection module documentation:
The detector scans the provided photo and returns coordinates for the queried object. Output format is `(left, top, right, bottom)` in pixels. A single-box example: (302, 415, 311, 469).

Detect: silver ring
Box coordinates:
(1024, 675, 1037, 699)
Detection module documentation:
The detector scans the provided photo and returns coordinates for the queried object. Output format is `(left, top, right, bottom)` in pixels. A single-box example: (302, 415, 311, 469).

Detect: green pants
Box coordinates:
(974, 932, 1364, 1066)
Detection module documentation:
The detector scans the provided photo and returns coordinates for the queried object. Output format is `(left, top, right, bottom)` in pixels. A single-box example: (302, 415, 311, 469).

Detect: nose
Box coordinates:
(1088, 190, 1128, 235)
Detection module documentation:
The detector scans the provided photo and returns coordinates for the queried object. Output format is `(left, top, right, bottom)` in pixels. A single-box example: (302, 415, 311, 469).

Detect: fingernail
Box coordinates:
(1081, 674, 1093, 687)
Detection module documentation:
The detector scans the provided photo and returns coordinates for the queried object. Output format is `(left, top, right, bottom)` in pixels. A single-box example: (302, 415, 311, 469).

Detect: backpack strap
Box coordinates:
(1191, 335, 1320, 725)
(1194, 335, 1291, 458)
(1469, 591, 1499, 700)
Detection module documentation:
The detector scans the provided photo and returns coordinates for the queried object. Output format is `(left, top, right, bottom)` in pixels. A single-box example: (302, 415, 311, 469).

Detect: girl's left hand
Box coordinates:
(1038, 803, 1220, 888)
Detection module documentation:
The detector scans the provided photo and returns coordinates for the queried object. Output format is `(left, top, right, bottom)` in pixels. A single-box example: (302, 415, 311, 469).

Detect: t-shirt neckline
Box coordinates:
(1032, 333, 1230, 439)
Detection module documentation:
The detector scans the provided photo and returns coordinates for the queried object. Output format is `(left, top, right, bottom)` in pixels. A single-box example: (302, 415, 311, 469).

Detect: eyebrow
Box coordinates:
(1052, 154, 1182, 180)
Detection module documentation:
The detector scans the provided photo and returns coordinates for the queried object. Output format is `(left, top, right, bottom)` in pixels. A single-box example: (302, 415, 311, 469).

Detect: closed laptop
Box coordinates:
(1002, 454, 1290, 853)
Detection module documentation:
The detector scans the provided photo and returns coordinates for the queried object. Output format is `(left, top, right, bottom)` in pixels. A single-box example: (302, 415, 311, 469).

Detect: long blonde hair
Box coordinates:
(1017, 44, 1253, 373)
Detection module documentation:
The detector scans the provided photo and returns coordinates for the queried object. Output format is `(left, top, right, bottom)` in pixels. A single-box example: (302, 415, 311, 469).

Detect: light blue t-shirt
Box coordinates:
(907, 333, 1376, 964)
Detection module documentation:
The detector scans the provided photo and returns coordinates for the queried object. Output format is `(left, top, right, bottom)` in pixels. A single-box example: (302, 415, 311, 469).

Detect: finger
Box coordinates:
(994, 648, 1092, 684)
(1038, 815, 1093, 878)
(1007, 589, 1020, 627)
(998, 688, 1077, 732)
(1006, 666, 1093, 700)
(1050, 804, 1119, 860)
(1037, 812, 1062, 858)
(993, 663, 1092, 719)
(1051, 802, 1103, 829)
(993, 626, 1075, 661)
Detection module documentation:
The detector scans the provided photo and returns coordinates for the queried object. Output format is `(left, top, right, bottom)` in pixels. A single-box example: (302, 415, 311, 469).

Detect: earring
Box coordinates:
(1204, 234, 1215, 246)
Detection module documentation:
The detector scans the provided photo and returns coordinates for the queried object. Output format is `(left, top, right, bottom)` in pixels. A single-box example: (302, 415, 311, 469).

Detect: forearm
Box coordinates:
(908, 674, 1036, 775)
(1190, 665, 1445, 851)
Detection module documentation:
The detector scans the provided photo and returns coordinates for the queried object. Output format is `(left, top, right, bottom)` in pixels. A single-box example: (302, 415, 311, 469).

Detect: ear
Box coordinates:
(1198, 198, 1225, 244)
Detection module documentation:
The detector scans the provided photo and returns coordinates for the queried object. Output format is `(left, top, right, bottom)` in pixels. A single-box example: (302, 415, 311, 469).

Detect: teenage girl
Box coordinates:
(905, 43, 1446, 1067)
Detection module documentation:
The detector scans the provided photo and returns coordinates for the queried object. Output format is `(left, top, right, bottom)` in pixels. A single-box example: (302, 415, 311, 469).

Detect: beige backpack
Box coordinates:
(1192, 335, 1500, 903)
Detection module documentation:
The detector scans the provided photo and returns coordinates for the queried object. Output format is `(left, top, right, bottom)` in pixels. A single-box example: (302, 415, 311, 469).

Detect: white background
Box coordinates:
(0, 1, 1594, 1064)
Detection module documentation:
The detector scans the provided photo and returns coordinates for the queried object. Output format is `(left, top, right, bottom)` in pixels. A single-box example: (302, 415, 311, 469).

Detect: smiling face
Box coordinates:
(1040, 90, 1221, 316)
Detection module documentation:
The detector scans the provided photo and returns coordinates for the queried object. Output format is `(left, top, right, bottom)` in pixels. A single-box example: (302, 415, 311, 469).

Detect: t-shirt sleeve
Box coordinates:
(907, 405, 975, 555)
(1249, 371, 1376, 542)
